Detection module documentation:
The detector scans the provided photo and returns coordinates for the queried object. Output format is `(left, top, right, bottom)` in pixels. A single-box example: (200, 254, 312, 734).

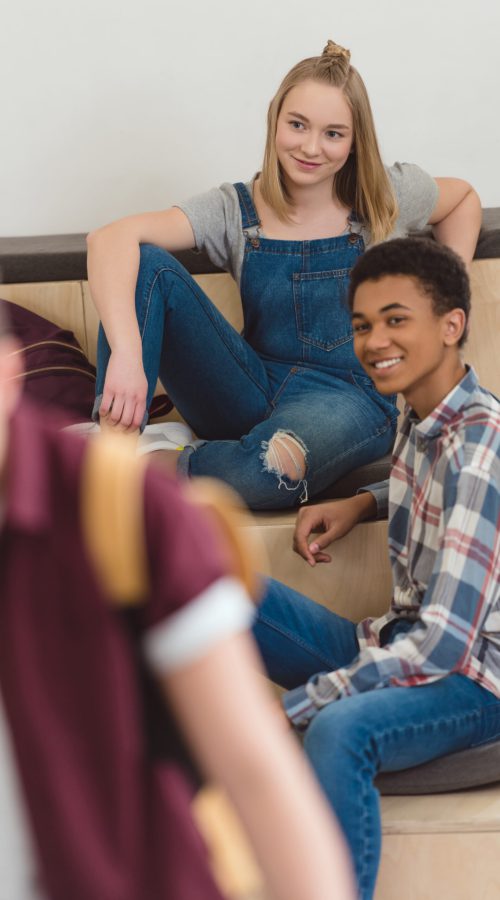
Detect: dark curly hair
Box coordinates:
(348, 237, 471, 347)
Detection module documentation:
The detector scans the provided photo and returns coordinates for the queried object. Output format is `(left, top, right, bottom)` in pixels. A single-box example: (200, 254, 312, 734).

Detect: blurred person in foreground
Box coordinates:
(253, 238, 500, 900)
(0, 302, 355, 900)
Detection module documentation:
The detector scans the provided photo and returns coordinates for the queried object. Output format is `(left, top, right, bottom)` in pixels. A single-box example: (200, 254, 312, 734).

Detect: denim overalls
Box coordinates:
(96, 182, 397, 510)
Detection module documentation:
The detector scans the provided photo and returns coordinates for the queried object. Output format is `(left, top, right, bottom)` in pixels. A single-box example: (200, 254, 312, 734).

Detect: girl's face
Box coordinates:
(275, 79, 353, 191)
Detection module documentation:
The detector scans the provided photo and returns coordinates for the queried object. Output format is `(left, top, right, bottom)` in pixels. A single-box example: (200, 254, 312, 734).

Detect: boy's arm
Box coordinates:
(285, 464, 500, 731)
(140, 474, 355, 897)
(162, 630, 355, 900)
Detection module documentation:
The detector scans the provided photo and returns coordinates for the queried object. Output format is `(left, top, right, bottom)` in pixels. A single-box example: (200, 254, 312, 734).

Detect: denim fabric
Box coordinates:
(96, 185, 397, 509)
(253, 579, 500, 899)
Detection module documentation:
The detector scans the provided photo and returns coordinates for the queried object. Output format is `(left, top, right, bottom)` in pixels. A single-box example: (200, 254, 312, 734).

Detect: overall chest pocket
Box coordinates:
(293, 269, 353, 351)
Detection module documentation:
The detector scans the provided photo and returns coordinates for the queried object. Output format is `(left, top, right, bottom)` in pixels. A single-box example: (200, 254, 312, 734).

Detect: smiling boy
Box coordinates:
(253, 237, 500, 900)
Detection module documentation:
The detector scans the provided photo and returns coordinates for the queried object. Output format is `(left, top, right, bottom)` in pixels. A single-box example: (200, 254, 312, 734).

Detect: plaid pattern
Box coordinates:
(285, 368, 500, 730)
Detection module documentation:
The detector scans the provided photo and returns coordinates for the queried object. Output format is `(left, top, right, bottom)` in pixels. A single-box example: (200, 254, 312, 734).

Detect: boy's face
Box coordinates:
(0, 336, 23, 479)
(351, 274, 466, 418)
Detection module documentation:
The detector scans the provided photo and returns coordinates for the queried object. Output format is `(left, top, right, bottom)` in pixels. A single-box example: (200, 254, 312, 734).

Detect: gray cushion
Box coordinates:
(475, 228, 500, 259)
(0, 208, 499, 284)
(375, 740, 500, 795)
(0, 234, 221, 284)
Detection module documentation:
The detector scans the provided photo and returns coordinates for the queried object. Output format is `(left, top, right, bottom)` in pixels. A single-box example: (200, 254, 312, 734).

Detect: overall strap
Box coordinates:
(233, 182, 261, 232)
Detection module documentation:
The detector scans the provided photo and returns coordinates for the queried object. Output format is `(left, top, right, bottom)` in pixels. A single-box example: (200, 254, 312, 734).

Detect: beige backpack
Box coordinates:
(80, 432, 264, 604)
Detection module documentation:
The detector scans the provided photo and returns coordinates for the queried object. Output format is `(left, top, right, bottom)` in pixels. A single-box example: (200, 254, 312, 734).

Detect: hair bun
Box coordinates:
(322, 40, 351, 67)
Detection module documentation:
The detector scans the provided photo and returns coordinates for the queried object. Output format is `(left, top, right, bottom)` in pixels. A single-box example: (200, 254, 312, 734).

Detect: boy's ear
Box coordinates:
(442, 308, 467, 347)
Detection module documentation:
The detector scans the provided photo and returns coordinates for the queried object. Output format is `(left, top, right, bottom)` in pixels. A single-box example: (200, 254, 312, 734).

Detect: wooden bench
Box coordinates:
(2, 233, 500, 898)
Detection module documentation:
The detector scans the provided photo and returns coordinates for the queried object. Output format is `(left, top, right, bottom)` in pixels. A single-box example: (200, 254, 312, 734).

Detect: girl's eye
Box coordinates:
(388, 316, 406, 326)
(326, 130, 341, 139)
(353, 323, 369, 334)
(289, 120, 304, 130)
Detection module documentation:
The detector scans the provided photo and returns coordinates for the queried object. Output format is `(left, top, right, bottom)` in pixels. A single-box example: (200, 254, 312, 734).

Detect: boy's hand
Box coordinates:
(293, 494, 377, 567)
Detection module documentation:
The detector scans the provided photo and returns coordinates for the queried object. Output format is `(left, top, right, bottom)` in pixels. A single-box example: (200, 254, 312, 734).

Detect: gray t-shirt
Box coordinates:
(178, 163, 439, 287)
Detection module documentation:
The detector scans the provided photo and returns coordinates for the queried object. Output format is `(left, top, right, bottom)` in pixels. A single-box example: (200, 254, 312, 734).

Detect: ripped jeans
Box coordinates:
(95, 245, 396, 510)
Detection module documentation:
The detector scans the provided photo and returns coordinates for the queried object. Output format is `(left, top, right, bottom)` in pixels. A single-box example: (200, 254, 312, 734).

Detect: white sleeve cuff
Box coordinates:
(142, 576, 254, 673)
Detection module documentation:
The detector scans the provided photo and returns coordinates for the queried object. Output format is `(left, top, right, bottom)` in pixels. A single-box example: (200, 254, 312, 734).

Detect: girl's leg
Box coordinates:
(95, 244, 272, 434)
(303, 676, 500, 900)
(184, 375, 396, 509)
(252, 577, 360, 688)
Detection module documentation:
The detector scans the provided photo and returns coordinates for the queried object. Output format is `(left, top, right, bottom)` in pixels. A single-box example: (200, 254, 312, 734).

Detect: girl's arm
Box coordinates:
(163, 631, 355, 900)
(86, 208, 195, 430)
(429, 178, 482, 268)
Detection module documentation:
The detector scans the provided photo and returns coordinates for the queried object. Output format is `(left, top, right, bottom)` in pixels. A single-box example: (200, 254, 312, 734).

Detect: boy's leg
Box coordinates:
(253, 578, 360, 688)
(95, 244, 272, 433)
(303, 674, 500, 900)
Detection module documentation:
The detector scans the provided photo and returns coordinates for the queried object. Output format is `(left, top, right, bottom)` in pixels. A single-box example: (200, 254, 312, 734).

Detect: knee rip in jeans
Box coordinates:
(260, 430, 308, 503)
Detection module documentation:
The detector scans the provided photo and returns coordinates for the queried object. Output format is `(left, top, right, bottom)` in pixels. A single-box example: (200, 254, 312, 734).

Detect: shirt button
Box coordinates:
(348, 233, 358, 244)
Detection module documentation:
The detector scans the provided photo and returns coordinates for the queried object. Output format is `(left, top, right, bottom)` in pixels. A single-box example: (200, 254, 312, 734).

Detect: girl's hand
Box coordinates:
(293, 494, 377, 566)
(99, 348, 148, 431)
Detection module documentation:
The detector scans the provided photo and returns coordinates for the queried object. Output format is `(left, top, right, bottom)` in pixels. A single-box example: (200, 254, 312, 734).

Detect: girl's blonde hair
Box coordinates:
(260, 40, 397, 244)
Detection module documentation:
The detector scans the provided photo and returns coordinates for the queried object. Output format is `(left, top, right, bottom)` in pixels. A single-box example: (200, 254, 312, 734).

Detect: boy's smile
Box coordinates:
(352, 274, 466, 419)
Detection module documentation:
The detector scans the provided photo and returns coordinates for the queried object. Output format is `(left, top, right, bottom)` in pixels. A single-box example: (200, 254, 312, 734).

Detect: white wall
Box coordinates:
(1, 0, 499, 235)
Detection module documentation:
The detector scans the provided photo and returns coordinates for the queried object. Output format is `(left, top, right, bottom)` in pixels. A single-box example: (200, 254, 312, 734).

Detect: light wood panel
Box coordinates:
(81, 281, 100, 366)
(376, 832, 500, 900)
(465, 259, 500, 396)
(380, 783, 500, 835)
(0, 281, 87, 352)
(195, 784, 500, 900)
(246, 515, 391, 621)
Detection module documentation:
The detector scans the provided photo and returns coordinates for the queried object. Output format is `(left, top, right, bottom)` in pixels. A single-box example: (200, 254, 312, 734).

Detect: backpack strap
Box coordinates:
(81, 433, 149, 604)
(81, 436, 266, 606)
(183, 477, 267, 601)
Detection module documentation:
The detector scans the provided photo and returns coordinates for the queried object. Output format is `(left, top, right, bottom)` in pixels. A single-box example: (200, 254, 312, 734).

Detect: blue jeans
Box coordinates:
(253, 579, 500, 899)
(96, 245, 396, 509)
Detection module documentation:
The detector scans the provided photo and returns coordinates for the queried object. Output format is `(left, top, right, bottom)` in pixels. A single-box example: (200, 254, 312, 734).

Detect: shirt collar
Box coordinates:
(402, 366, 479, 441)
(4, 401, 52, 533)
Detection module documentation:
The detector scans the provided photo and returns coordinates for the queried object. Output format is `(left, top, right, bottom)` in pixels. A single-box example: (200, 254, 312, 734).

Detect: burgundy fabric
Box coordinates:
(0, 401, 227, 900)
(0, 299, 173, 421)
(1, 298, 96, 420)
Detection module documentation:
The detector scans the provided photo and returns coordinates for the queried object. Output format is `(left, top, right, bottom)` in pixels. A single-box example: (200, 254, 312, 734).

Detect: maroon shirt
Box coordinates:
(0, 402, 229, 900)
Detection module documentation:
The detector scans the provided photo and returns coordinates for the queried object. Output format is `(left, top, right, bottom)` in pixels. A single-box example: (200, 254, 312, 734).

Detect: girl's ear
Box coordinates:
(442, 308, 467, 347)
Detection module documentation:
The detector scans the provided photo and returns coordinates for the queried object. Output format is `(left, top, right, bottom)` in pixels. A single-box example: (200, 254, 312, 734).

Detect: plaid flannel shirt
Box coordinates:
(285, 368, 500, 731)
